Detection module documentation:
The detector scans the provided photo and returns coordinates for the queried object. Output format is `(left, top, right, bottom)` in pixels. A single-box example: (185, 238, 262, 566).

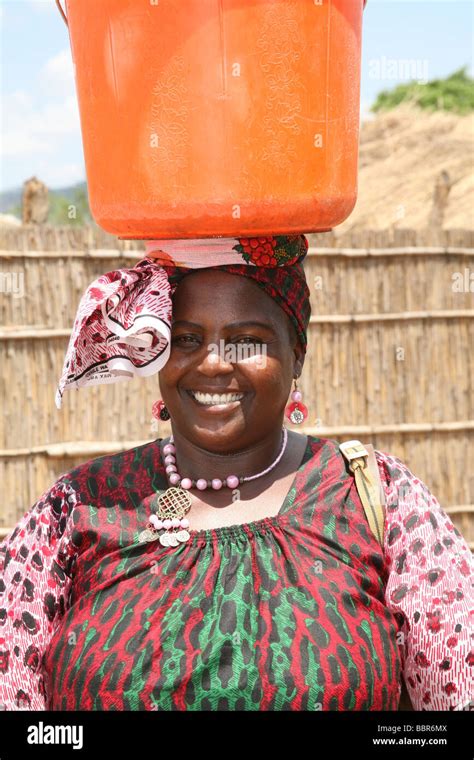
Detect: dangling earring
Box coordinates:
(285, 378, 308, 425)
(152, 400, 170, 421)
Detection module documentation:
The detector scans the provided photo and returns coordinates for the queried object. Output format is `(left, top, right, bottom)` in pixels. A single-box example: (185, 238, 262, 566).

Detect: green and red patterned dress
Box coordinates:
(1, 435, 472, 711)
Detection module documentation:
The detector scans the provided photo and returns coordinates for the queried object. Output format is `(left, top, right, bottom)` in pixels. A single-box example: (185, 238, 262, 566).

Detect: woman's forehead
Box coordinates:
(171, 268, 299, 346)
(172, 269, 280, 318)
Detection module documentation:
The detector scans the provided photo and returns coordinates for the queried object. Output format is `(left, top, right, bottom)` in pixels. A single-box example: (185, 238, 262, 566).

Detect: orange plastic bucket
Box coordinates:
(57, 0, 366, 239)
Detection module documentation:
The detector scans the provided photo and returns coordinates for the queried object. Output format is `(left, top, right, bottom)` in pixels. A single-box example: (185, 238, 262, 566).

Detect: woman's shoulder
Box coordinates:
(304, 433, 388, 474)
(51, 438, 163, 501)
(304, 433, 347, 458)
(307, 436, 423, 491)
(0, 474, 78, 578)
(303, 435, 437, 507)
(373, 448, 418, 486)
(372, 448, 439, 513)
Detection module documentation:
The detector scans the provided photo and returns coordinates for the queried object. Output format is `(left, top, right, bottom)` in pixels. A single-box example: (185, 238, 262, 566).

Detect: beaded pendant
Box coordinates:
(139, 487, 192, 546)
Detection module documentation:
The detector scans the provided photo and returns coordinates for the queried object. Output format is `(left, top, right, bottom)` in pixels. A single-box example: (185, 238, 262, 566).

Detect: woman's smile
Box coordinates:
(184, 388, 250, 413)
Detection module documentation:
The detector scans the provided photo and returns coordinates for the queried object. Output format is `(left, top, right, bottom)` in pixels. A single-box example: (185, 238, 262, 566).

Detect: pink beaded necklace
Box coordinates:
(139, 428, 288, 548)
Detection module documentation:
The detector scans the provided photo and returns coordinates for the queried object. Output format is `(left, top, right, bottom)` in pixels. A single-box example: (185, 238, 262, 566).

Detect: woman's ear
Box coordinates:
(287, 319, 305, 376)
(293, 352, 304, 379)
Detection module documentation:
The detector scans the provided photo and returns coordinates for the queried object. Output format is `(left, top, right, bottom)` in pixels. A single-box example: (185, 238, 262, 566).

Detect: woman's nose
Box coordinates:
(196, 340, 234, 374)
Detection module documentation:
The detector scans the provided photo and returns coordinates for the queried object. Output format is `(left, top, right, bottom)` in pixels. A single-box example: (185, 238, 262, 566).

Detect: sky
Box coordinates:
(0, 0, 473, 193)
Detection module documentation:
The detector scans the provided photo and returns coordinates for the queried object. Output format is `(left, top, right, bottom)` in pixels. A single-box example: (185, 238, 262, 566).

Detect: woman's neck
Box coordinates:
(162, 426, 288, 483)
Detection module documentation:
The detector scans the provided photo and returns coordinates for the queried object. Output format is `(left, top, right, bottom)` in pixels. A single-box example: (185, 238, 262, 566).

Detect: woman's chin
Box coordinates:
(193, 420, 244, 444)
(183, 413, 249, 449)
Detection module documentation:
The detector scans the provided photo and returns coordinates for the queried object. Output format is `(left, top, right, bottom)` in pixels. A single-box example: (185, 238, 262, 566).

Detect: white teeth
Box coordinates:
(190, 391, 245, 405)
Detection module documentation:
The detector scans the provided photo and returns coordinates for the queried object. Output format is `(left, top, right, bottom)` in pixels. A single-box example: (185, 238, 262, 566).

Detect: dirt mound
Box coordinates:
(0, 213, 21, 228)
(336, 103, 474, 233)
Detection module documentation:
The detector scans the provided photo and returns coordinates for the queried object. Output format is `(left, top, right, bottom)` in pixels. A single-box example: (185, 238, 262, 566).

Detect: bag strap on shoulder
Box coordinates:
(339, 440, 386, 548)
(339, 440, 413, 710)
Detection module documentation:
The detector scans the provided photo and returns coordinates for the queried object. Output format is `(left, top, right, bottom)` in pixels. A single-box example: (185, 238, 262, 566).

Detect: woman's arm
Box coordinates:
(0, 479, 77, 710)
(375, 450, 473, 711)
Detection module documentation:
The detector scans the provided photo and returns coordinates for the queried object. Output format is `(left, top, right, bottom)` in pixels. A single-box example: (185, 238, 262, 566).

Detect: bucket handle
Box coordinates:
(55, 0, 68, 26)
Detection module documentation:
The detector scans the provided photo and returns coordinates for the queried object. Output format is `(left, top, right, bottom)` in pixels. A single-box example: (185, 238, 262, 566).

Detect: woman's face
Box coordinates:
(158, 269, 304, 453)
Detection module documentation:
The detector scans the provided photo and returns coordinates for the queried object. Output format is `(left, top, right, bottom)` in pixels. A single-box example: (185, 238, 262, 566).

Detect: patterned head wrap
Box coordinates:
(55, 235, 311, 408)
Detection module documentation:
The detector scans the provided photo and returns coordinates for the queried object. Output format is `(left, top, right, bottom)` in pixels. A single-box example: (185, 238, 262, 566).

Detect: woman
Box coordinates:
(0, 235, 472, 711)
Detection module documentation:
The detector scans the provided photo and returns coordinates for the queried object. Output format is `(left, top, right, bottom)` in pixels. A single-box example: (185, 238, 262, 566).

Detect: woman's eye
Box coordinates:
(172, 335, 264, 347)
(233, 336, 264, 345)
(172, 335, 199, 345)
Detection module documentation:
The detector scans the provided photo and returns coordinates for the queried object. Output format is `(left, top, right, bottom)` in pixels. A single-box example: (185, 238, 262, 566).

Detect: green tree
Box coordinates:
(372, 66, 474, 116)
(47, 186, 93, 225)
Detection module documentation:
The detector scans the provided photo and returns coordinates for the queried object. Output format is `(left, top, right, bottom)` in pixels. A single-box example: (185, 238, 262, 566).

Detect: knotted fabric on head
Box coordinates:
(55, 235, 311, 408)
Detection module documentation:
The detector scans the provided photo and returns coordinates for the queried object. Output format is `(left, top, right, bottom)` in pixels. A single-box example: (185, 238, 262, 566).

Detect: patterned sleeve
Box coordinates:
(374, 450, 474, 711)
(0, 479, 78, 710)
